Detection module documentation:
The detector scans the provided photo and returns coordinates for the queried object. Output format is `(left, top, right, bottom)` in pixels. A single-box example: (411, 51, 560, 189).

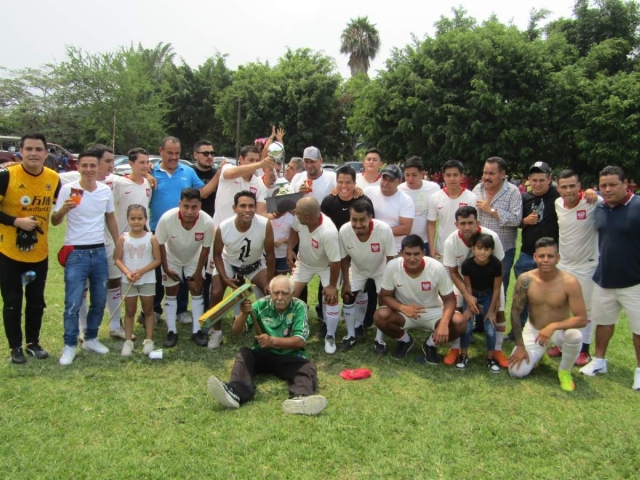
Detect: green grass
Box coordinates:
(2, 226, 640, 479)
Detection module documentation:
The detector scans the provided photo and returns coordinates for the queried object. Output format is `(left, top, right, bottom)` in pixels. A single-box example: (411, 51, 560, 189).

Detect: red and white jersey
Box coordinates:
(112, 175, 152, 234)
(556, 195, 602, 270)
(356, 173, 381, 190)
(293, 213, 341, 269)
(381, 257, 453, 308)
(213, 164, 267, 229)
(289, 169, 337, 203)
(364, 186, 415, 251)
(220, 215, 268, 267)
(339, 219, 396, 279)
(398, 180, 441, 242)
(427, 188, 478, 252)
(442, 226, 505, 273)
(156, 208, 214, 266)
(271, 212, 295, 258)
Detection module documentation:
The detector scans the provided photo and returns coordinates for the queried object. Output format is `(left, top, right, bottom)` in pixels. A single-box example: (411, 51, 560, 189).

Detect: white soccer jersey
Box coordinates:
(356, 173, 381, 190)
(398, 181, 441, 242)
(363, 186, 415, 251)
(220, 215, 268, 267)
(156, 208, 214, 266)
(427, 188, 478, 252)
(112, 175, 152, 234)
(339, 219, 397, 279)
(289, 169, 337, 203)
(442, 226, 505, 273)
(271, 212, 295, 258)
(213, 163, 267, 228)
(556, 195, 601, 270)
(293, 213, 341, 268)
(381, 257, 454, 308)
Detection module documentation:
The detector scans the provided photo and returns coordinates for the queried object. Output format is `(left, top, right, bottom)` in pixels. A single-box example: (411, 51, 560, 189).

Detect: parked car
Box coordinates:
(0, 136, 77, 169)
(114, 155, 193, 176)
(322, 163, 340, 171)
(214, 157, 238, 168)
(340, 161, 364, 173)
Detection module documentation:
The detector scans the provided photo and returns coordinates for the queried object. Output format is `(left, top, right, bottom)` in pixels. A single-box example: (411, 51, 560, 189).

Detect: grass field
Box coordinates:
(1, 225, 640, 479)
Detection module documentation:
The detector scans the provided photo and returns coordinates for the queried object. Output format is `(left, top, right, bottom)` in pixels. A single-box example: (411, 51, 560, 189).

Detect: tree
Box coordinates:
(340, 16, 381, 77)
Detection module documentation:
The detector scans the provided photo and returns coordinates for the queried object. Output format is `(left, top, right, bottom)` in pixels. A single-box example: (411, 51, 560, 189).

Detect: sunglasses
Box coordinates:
(197, 151, 215, 157)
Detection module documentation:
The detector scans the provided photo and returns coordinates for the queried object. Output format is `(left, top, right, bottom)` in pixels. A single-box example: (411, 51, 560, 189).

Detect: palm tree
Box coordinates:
(340, 17, 381, 77)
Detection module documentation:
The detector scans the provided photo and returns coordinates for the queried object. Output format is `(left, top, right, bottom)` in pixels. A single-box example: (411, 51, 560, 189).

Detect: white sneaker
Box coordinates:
(121, 340, 134, 357)
(207, 375, 240, 409)
(82, 338, 110, 355)
(579, 358, 608, 376)
(142, 339, 155, 355)
(633, 368, 640, 391)
(59, 345, 77, 366)
(324, 335, 336, 354)
(208, 330, 223, 349)
(282, 395, 327, 415)
(110, 327, 135, 341)
(178, 312, 193, 324)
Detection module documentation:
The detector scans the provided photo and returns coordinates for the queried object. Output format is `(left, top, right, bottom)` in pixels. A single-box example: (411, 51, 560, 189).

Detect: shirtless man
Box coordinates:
(508, 237, 587, 391)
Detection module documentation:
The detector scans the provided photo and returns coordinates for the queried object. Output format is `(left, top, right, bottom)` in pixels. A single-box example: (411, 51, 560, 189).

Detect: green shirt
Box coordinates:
(248, 297, 310, 359)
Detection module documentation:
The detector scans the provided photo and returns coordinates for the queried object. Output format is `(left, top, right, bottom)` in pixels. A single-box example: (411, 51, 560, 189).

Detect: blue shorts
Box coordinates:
(275, 257, 290, 273)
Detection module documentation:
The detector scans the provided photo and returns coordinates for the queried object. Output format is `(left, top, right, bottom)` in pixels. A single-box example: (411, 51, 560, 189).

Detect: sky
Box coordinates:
(2, 0, 577, 78)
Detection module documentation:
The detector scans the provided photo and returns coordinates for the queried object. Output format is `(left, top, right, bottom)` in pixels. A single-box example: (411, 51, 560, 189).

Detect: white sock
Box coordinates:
(581, 318, 594, 345)
(450, 338, 460, 349)
(107, 288, 122, 330)
(397, 331, 409, 342)
(191, 295, 205, 334)
(375, 328, 385, 344)
(426, 336, 436, 347)
(355, 292, 368, 328)
(79, 290, 88, 331)
(559, 330, 582, 371)
(165, 296, 177, 333)
(343, 303, 356, 338)
(495, 322, 506, 351)
(324, 301, 340, 337)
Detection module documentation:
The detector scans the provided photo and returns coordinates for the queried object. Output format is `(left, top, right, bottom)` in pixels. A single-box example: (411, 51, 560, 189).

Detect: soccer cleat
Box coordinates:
(164, 331, 179, 348)
(121, 340, 134, 357)
(547, 345, 561, 357)
(82, 339, 109, 354)
(178, 312, 193, 324)
(11, 347, 27, 364)
(324, 335, 337, 354)
(423, 341, 439, 365)
(315, 323, 328, 340)
(633, 368, 640, 391)
(355, 325, 366, 342)
(575, 352, 591, 367)
(191, 330, 208, 347)
(59, 345, 77, 366)
(455, 354, 469, 370)
(493, 350, 510, 369)
(487, 357, 501, 373)
(340, 336, 356, 352)
(373, 340, 387, 356)
(142, 339, 155, 355)
(110, 327, 135, 341)
(282, 395, 327, 415)
(392, 335, 414, 359)
(558, 370, 576, 392)
(579, 358, 608, 377)
(207, 376, 240, 409)
(443, 348, 460, 366)
(26, 343, 49, 360)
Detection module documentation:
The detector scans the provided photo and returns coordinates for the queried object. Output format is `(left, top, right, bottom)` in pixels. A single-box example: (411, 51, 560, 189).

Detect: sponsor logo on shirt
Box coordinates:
(45, 184, 52, 191)
(421, 281, 432, 291)
(371, 243, 381, 252)
(576, 210, 586, 220)
(311, 238, 319, 249)
(195, 232, 204, 241)
(125, 190, 132, 195)
(459, 203, 467, 207)
(250, 186, 257, 194)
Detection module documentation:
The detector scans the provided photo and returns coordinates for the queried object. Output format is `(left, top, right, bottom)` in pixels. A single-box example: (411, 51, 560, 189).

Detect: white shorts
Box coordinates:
(291, 262, 341, 288)
(592, 283, 640, 335)
(212, 258, 266, 282)
(399, 306, 443, 332)
(350, 271, 383, 293)
(106, 243, 120, 280)
(162, 261, 199, 288)
(558, 265, 596, 316)
(509, 322, 575, 375)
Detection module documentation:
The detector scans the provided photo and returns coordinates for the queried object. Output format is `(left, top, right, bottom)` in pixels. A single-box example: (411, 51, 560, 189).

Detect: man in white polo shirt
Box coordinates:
(156, 188, 214, 348)
(355, 148, 383, 190)
(289, 146, 337, 203)
(287, 196, 342, 354)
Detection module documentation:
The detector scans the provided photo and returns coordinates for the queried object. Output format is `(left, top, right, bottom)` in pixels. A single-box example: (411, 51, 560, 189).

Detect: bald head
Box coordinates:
(295, 196, 321, 226)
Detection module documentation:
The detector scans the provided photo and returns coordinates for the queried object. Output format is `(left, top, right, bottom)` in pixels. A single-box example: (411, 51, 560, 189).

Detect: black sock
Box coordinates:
(581, 343, 590, 354)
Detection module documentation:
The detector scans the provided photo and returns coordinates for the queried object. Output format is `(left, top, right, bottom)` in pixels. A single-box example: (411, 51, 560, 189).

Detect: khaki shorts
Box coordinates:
(122, 282, 155, 297)
(592, 283, 640, 335)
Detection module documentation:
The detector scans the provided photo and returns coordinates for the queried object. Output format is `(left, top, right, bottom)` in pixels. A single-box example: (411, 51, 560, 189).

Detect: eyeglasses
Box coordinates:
(196, 151, 215, 157)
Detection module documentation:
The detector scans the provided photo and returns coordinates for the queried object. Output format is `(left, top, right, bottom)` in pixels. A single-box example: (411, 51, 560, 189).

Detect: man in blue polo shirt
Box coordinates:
(580, 166, 640, 391)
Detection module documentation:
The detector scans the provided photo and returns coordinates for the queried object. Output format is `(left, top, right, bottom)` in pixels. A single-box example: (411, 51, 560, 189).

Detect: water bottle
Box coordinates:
(21, 271, 36, 286)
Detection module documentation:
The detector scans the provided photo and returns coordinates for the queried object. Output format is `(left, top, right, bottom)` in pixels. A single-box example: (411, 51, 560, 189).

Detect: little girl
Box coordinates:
(114, 205, 161, 356)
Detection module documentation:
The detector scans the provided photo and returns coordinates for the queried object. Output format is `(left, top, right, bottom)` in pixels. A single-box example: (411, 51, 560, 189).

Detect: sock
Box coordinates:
(397, 331, 409, 342)
(495, 322, 506, 351)
(375, 328, 385, 344)
(191, 295, 205, 334)
(559, 330, 582, 371)
(426, 336, 436, 347)
(581, 343, 590, 354)
(450, 338, 460, 349)
(79, 290, 88, 332)
(107, 288, 122, 330)
(324, 301, 340, 337)
(165, 296, 177, 333)
(355, 292, 368, 328)
(581, 318, 594, 345)
(342, 303, 356, 338)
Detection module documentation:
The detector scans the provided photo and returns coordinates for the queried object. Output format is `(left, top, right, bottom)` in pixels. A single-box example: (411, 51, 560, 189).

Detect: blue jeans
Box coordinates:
(502, 248, 516, 292)
(514, 252, 537, 326)
(460, 291, 496, 350)
(63, 247, 108, 347)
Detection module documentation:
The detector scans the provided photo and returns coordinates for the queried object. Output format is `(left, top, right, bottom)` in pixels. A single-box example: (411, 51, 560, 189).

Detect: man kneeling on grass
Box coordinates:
(207, 275, 327, 415)
(509, 237, 587, 391)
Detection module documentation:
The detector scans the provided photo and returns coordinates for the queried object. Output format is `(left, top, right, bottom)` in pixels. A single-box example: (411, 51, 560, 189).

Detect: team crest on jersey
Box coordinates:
(250, 186, 257, 194)
(283, 328, 290, 337)
(371, 243, 381, 252)
(20, 196, 31, 206)
(106, 181, 113, 190)
(459, 203, 468, 207)
(311, 238, 319, 249)
(45, 184, 52, 191)
(421, 281, 432, 291)
(162, 274, 167, 281)
(576, 210, 586, 220)
(146, 188, 151, 197)
(195, 232, 204, 241)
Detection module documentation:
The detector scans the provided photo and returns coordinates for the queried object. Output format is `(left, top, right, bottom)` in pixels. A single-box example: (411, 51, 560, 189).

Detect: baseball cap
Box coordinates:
(380, 164, 403, 180)
(529, 161, 550, 174)
(303, 146, 322, 161)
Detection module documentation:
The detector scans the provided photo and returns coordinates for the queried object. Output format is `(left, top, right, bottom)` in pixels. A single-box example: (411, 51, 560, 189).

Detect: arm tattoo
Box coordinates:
(510, 275, 531, 343)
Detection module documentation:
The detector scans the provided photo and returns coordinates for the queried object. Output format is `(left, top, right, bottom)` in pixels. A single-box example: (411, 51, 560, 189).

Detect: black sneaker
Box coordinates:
(164, 331, 178, 348)
(315, 322, 328, 340)
(373, 340, 387, 356)
(392, 335, 414, 359)
(207, 376, 240, 409)
(340, 336, 356, 352)
(455, 354, 469, 370)
(11, 347, 26, 364)
(355, 325, 366, 342)
(191, 330, 208, 347)
(422, 341, 439, 365)
(487, 357, 501, 373)
(26, 343, 49, 359)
